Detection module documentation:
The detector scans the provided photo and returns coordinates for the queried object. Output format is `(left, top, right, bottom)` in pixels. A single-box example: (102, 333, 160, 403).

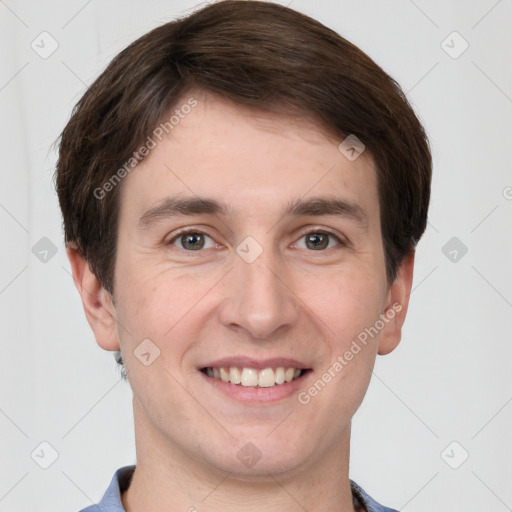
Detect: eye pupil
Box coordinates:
(182, 233, 204, 250)
(306, 233, 329, 250)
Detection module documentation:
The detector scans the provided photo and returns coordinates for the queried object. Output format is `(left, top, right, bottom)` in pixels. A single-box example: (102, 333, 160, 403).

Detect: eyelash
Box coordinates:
(166, 227, 347, 251)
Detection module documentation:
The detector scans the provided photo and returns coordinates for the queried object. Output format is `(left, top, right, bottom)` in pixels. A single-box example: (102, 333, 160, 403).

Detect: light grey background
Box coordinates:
(1, 1, 511, 511)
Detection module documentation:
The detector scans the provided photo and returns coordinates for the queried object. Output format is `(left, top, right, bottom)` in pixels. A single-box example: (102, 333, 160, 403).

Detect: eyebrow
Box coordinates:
(137, 195, 368, 231)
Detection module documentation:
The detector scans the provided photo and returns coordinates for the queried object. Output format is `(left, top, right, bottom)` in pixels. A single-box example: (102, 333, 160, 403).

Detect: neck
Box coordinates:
(122, 398, 357, 512)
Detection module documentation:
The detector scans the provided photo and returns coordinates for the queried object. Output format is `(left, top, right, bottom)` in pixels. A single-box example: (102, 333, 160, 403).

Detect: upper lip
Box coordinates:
(200, 357, 310, 370)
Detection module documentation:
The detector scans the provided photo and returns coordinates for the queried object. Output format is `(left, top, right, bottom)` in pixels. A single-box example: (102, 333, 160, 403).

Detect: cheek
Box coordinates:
(304, 276, 385, 422)
(324, 272, 386, 406)
(316, 266, 387, 345)
(113, 254, 219, 361)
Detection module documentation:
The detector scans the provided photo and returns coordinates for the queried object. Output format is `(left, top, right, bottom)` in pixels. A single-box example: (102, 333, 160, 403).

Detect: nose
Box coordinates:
(218, 246, 300, 340)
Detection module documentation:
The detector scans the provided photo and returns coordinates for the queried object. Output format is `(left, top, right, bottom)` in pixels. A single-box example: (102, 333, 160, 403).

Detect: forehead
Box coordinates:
(118, 91, 380, 228)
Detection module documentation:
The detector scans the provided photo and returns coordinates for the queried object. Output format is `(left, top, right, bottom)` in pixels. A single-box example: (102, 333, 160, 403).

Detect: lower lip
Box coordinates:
(200, 371, 311, 404)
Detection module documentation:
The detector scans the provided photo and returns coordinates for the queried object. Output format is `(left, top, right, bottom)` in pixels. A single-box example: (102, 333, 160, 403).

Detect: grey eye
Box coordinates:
(170, 231, 216, 250)
(296, 232, 341, 251)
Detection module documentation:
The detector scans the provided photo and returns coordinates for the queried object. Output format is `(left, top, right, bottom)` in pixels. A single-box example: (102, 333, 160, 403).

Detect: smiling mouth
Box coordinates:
(201, 366, 310, 388)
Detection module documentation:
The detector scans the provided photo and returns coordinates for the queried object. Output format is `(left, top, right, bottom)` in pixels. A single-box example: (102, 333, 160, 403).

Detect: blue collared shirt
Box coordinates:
(78, 465, 399, 512)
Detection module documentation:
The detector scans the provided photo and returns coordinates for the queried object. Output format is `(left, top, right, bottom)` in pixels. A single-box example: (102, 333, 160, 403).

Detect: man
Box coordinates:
(55, 1, 431, 510)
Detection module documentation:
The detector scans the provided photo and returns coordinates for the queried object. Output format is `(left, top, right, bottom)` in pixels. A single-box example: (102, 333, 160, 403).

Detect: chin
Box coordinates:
(197, 429, 314, 479)
(210, 452, 308, 481)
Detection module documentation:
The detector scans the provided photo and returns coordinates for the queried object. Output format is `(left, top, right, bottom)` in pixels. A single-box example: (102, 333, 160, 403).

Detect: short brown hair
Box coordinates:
(54, 0, 431, 296)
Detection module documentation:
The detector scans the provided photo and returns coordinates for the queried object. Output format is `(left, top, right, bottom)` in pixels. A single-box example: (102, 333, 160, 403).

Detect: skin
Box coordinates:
(67, 89, 414, 512)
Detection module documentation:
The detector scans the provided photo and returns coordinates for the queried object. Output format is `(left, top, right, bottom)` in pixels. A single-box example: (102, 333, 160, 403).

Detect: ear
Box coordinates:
(377, 250, 415, 355)
(66, 243, 120, 352)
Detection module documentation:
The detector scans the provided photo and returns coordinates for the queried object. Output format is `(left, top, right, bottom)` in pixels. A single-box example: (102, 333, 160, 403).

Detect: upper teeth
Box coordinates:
(205, 367, 302, 387)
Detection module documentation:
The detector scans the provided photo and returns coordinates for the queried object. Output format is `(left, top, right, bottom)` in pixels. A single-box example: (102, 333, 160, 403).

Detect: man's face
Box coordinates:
(96, 91, 408, 477)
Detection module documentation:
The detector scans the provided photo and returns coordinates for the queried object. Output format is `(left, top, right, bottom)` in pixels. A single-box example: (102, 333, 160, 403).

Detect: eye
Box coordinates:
(168, 230, 217, 251)
(295, 230, 344, 251)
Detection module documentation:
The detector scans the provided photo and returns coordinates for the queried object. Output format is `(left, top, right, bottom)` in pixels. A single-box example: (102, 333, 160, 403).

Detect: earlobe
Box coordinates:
(377, 251, 415, 355)
(66, 244, 120, 352)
